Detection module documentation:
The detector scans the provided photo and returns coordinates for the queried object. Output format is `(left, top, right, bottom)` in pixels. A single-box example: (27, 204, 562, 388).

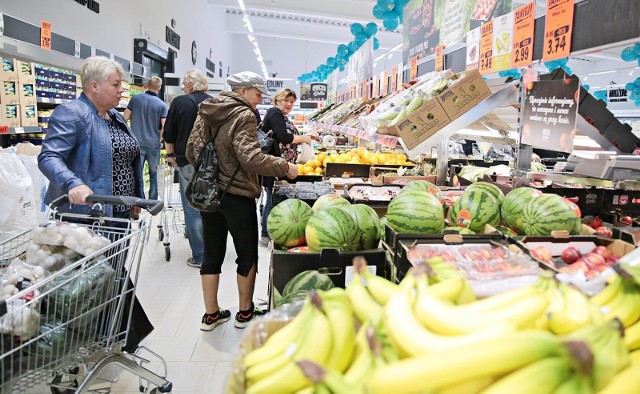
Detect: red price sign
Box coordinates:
(382, 71, 389, 95)
(41, 20, 52, 51)
(391, 65, 398, 93)
(410, 56, 418, 81)
(479, 21, 493, 75)
(543, 0, 574, 61)
(512, 2, 535, 67)
(435, 45, 445, 72)
(374, 74, 380, 98)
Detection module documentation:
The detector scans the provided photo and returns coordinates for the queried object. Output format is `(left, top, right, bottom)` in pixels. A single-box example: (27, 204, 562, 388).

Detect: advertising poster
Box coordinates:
(492, 11, 514, 73)
(521, 78, 579, 154)
(465, 27, 481, 70)
(300, 83, 328, 101)
(348, 39, 374, 86)
(402, 0, 440, 63)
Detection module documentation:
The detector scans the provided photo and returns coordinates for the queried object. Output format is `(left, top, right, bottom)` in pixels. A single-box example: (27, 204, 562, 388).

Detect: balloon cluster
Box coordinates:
(625, 77, 640, 107)
(498, 68, 522, 79)
(592, 90, 608, 103)
(298, 22, 380, 82)
(544, 57, 572, 75)
(582, 84, 590, 91)
(620, 43, 640, 65)
(372, 0, 409, 31)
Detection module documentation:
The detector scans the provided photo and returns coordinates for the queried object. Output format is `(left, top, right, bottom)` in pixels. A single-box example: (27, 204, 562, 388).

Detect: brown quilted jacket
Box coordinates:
(186, 91, 289, 199)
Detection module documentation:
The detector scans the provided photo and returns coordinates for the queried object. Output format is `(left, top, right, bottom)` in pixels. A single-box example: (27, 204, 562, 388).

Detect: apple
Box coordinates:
(606, 255, 621, 266)
(592, 246, 613, 260)
(582, 252, 606, 269)
(621, 216, 634, 226)
(530, 246, 553, 263)
(591, 216, 603, 229)
(595, 227, 613, 237)
(561, 247, 582, 264)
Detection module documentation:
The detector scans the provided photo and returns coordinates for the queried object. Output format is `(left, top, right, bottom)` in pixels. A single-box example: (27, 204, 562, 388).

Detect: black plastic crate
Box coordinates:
(539, 187, 605, 216)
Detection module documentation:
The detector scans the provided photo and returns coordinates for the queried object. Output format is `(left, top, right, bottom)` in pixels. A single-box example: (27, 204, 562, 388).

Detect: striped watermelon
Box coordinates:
(400, 180, 445, 205)
(342, 204, 381, 250)
(267, 199, 313, 247)
(465, 182, 505, 203)
(501, 187, 543, 234)
(305, 207, 361, 251)
(312, 194, 351, 212)
(387, 191, 444, 234)
(442, 226, 476, 235)
(522, 194, 582, 236)
(450, 190, 500, 232)
(282, 270, 335, 298)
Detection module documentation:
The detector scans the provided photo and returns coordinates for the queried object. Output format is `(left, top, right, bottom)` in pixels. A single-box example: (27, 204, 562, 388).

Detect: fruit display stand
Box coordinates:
(342, 183, 401, 217)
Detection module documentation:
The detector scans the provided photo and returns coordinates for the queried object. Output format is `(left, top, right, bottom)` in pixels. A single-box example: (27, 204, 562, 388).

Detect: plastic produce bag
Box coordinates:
(31, 220, 111, 256)
(298, 143, 315, 164)
(17, 143, 48, 222)
(25, 242, 81, 272)
(0, 149, 37, 242)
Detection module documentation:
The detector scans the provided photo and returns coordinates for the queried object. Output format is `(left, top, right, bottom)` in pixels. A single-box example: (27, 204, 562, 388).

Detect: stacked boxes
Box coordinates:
(0, 103, 21, 127)
(35, 63, 78, 100)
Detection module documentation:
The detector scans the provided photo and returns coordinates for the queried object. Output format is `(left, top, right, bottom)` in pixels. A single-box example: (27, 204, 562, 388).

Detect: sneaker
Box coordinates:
(234, 303, 267, 329)
(187, 257, 202, 268)
(200, 309, 231, 331)
(259, 237, 270, 247)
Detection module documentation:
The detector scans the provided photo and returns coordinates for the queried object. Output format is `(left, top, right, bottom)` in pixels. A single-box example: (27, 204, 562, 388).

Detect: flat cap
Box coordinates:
(227, 71, 270, 96)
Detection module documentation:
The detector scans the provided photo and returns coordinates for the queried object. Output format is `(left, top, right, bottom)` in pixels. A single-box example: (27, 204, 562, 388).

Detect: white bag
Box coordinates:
(18, 146, 48, 222)
(0, 149, 37, 242)
(298, 143, 315, 163)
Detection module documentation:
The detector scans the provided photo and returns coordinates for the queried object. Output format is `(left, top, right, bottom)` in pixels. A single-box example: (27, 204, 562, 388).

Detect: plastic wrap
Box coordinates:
(31, 220, 111, 256)
(25, 242, 80, 272)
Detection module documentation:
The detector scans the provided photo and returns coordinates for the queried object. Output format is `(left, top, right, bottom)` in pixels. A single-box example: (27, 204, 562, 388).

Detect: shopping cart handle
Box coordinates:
(86, 195, 164, 216)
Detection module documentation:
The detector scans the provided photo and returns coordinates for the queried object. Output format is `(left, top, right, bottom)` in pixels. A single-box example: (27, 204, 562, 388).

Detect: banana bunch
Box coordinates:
(243, 289, 356, 394)
(590, 265, 640, 329)
(599, 349, 640, 393)
(388, 93, 429, 126)
(295, 360, 362, 394)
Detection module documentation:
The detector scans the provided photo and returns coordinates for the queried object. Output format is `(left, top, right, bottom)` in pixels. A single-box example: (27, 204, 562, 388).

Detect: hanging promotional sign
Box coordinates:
(300, 83, 328, 101)
(410, 56, 418, 81)
(440, 0, 465, 46)
(403, 0, 439, 63)
(374, 73, 381, 98)
(348, 39, 374, 90)
(543, 0, 575, 61)
(479, 20, 493, 75)
(397, 63, 404, 91)
(382, 70, 389, 95)
(41, 20, 52, 51)
(512, 1, 535, 68)
(465, 27, 481, 70)
(435, 45, 445, 71)
(521, 78, 579, 154)
(391, 65, 398, 93)
(492, 12, 514, 73)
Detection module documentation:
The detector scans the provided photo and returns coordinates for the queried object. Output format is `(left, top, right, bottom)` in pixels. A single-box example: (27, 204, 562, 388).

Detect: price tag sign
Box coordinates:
(14, 127, 25, 134)
(512, 2, 535, 68)
(74, 41, 81, 58)
(466, 27, 481, 70)
(492, 12, 514, 73)
(397, 63, 404, 91)
(0, 14, 5, 37)
(391, 65, 398, 93)
(543, 0, 574, 61)
(479, 21, 493, 75)
(382, 71, 389, 95)
(435, 45, 445, 72)
(410, 56, 418, 81)
(374, 74, 380, 98)
(40, 20, 52, 51)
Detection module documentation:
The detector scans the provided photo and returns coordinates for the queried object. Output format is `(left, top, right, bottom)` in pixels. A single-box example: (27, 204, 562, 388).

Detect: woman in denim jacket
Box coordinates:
(38, 56, 152, 352)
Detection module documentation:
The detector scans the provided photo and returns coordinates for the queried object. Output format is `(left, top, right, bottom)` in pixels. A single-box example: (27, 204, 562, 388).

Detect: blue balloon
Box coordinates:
(348, 41, 358, 53)
(383, 16, 399, 30)
(372, 4, 386, 19)
(498, 71, 509, 77)
(583, 84, 591, 91)
(355, 34, 368, 45)
(635, 43, 640, 55)
(556, 57, 568, 66)
(562, 66, 572, 75)
(634, 87, 640, 95)
(625, 83, 635, 92)
(339, 65, 346, 72)
(337, 44, 349, 57)
(365, 22, 379, 37)
(635, 77, 640, 85)
(544, 60, 559, 70)
(635, 99, 640, 107)
(327, 57, 336, 67)
(621, 47, 638, 62)
(373, 37, 380, 50)
(377, 0, 395, 12)
(395, 7, 404, 23)
(350, 23, 365, 36)
(629, 92, 639, 101)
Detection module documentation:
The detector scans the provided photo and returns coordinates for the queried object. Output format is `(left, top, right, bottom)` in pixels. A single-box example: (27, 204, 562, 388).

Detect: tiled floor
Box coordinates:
(109, 213, 272, 393)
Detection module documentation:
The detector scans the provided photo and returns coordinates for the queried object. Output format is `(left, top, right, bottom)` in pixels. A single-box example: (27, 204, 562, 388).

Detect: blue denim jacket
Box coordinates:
(38, 93, 144, 216)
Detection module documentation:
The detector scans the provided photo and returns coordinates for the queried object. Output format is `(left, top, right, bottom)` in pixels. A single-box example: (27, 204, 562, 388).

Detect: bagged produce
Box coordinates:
(0, 149, 37, 242)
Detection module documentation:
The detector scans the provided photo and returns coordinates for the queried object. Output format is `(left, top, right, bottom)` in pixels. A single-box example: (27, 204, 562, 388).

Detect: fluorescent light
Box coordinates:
(390, 44, 402, 52)
(238, 0, 246, 11)
(237, 0, 269, 79)
(374, 54, 385, 62)
(588, 70, 618, 76)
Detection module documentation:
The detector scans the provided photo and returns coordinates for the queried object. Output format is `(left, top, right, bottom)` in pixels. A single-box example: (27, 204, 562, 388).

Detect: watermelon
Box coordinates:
(305, 207, 361, 251)
(387, 191, 444, 234)
(450, 190, 500, 232)
(281, 270, 335, 298)
(465, 182, 505, 204)
(312, 194, 351, 212)
(522, 194, 581, 236)
(267, 199, 313, 247)
(442, 226, 475, 235)
(501, 187, 543, 234)
(342, 204, 381, 250)
(497, 226, 519, 237)
(400, 180, 445, 205)
(563, 198, 582, 218)
(273, 287, 283, 306)
(277, 289, 310, 307)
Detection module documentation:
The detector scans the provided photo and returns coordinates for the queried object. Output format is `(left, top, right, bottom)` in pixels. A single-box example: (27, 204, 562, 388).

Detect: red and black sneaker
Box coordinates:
(234, 303, 267, 329)
(200, 309, 231, 331)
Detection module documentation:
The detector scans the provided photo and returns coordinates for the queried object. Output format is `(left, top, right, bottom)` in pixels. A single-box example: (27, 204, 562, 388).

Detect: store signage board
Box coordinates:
(391, 65, 398, 93)
(300, 83, 328, 101)
(0, 14, 4, 37)
(397, 63, 404, 91)
(382, 70, 389, 95)
(74, 41, 81, 58)
(512, 2, 535, 68)
(543, 0, 575, 61)
(435, 45, 445, 72)
(40, 20, 51, 51)
(403, 0, 439, 63)
(492, 12, 514, 73)
(410, 56, 418, 81)
(465, 27, 480, 70)
(374, 73, 380, 98)
(441, 0, 465, 47)
(479, 20, 493, 75)
(608, 87, 627, 103)
(520, 78, 579, 154)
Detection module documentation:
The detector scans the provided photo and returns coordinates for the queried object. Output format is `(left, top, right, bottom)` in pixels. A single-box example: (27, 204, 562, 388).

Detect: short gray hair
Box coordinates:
(183, 68, 208, 92)
(80, 56, 125, 90)
(148, 76, 162, 90)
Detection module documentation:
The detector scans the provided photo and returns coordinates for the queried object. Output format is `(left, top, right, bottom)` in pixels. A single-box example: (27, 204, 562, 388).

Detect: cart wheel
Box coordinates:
(158, 228, 164, 241)
(165, 246, 171, 261)
(151, 381, 173, 393)
(183, 229, 188, 238)
(50, 374, 78, 394)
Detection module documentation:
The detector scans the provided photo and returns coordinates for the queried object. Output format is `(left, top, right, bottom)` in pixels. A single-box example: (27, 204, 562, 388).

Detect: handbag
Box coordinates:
(257, 121, 275, 153)
(185, 130, 240, 212)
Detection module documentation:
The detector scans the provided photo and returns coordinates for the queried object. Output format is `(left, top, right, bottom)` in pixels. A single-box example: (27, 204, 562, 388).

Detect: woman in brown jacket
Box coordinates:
(186, 71, 298, 330)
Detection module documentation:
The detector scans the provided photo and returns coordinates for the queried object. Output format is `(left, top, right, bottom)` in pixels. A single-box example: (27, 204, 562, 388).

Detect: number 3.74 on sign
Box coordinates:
(546, 25, 569, 55)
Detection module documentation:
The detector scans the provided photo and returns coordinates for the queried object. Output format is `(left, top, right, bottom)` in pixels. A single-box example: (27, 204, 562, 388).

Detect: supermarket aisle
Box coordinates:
(111, 215, 272, 393)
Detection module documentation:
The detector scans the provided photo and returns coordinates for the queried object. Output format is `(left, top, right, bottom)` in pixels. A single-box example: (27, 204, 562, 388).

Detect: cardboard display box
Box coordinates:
(1, 80, 20, 104)
(18, 83, 37, 107)
(436, 70, 492, 120)
(20, 104, 38, 127)
(0, 104, 21, 127)
(15, 60, 35, 84)
(0, 57, 17, 81)
(385, 98, 451, 150)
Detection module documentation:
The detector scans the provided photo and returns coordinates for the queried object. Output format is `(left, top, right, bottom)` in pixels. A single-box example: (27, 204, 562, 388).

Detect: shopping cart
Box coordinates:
(0, 195, 172, 393)
(157, 163, 186, 262)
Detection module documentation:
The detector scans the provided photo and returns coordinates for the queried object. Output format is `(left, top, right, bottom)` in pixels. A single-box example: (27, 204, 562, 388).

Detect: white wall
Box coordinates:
(0, 0, 231, 78)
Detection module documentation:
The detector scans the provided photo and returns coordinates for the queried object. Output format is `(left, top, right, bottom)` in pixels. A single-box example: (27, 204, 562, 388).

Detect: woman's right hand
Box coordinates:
(287, 163, 299, 179)
(68, 184, 94, 205)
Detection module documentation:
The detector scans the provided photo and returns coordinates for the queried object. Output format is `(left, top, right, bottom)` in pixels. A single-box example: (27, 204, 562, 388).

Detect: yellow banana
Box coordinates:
(625, 318, 640, 350)
(361, 265, 399, 306)
(319, 287, 351, 305)
(443, 283, 541, 315)
(599, 360, 640, 394)
(243, 300, 313, 368)
(551, 374, 591, 394)
(384, 292, 515, 357)
(602, 279, 640, 327)
(296, 360, 364, 394)
(365, 331, 563, 394)
(322, 298, 356, 372)
(246, 295, 333, 394)
(630, 349, 640, 364)
(414, 281, 549, 335)
(548, 284, 593, 334)
(436, 377, 495, 394)
(591, 274, 623, 306)
(480, 357, 572, 394)
(346, 265, 383, 323)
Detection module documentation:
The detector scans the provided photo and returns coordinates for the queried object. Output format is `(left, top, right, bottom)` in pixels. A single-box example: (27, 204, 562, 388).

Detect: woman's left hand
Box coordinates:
(132, 206, 141, 214)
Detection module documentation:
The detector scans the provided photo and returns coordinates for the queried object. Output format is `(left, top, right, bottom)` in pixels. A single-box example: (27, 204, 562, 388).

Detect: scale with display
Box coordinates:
(569, 154, 640, 181)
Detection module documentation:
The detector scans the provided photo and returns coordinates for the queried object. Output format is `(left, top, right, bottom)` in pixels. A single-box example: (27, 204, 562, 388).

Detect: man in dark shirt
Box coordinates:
(163, 69, 211, 268)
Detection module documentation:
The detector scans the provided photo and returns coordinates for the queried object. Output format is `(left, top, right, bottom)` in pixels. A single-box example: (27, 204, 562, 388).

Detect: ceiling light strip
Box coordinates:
(236, 1, 269, 81)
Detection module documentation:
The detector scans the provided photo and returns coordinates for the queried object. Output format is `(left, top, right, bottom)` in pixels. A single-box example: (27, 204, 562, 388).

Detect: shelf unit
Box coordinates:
(306, 121, 399, 148)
